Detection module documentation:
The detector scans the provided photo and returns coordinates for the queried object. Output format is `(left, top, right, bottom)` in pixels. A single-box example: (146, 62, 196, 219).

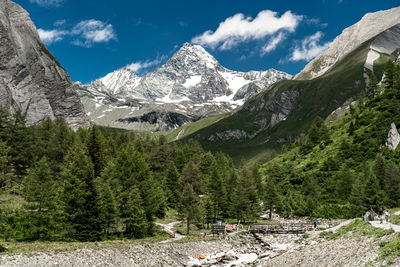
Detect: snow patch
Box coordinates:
(183, 75, 202, 88)
(219, 71, 252, 91)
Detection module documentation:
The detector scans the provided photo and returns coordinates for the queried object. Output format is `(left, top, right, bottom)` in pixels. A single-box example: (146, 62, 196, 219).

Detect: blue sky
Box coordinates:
(14, 0, 400, 84)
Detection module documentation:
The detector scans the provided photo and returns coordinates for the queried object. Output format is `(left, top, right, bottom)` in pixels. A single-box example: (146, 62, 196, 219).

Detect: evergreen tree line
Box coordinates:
(0, 112, 271, 241)
(260, 60, 400, 219)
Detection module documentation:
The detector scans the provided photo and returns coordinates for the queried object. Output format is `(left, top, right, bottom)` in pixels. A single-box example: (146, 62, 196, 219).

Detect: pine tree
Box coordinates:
(182, 161, 203, 194)
(165, 162, 181, 208)
(97, 178, 119, 237)
(383, 61, 396, 89)
(8, 109, 31, 178)
(23, 157, 60, 240)
(263, 177, 280, 219)
(386, 162, 400, 207)
(123, 186, 148, 238)
(87, 125, 105, 178)
(207, 164, 227, 221)
(336, 168, 354, 199)
(179, 183, 201, 235)
(0, 141, 10, 190)
(349, 176, 366, 217)
(104, 145, 165, 236)
(364, 168, 381, 210)
(366, 71, 378, 98)
(373, 155, 387, 191)
(232, 167, 259, 222)
(61, 144, 104, 241)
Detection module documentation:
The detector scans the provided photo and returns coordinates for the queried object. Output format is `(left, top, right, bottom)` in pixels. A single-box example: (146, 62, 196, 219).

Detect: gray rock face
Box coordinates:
(80, 43, 291, 132)
(386, 122, 400, 150)
(0, 0, 90, 130)
(296, 6, 400, 80)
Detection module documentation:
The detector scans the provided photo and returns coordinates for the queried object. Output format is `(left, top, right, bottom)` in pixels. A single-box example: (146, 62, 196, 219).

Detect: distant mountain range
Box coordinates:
(77, 43, 291, 131)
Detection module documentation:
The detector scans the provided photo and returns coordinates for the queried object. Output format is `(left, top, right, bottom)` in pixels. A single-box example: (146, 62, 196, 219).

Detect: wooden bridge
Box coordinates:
(248, 223, 314, 235)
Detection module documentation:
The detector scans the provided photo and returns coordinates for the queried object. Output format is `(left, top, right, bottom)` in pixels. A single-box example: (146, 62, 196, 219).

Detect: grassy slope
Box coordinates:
(183, 41, 392, 164)
(166, 113, 230, 142)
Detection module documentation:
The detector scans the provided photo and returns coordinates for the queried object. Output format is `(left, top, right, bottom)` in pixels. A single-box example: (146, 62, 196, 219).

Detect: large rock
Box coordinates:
(0, 0, 90, 130)
(385, 122, 400, 150)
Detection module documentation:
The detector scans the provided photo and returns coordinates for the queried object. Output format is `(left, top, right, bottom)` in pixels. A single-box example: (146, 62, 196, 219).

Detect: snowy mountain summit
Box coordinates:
(78, 43, 291, 131)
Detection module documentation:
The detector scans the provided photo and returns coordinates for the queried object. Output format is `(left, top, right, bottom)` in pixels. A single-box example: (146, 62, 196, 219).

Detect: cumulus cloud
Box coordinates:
(29, 0, 64, 7)
(38, 29, 67, 44)
(126, 55, 168, 74)
(192, 10, 302, 50)
(38, 19, 116, 47)
(262, 32, 286, 55)
(72, 20, 116, 47)
(290, 31, 330, 61)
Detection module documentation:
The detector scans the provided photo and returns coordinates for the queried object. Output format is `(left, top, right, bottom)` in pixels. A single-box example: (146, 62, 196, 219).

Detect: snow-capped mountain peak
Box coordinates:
(98, 67, 142, 95)
(79, 42, 291, 131)
(168, 42, 220, 70)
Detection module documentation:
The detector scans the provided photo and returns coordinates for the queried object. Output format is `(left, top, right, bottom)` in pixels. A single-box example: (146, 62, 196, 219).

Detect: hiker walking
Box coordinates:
(313, 219, 318, 230)
(385, 210, 390, 223)
(379, 208, 383, 224)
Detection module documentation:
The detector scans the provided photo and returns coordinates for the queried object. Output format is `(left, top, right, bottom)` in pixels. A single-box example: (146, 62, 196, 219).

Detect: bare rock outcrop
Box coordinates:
(0, 0, 90, 130)
(385, 122, 400, 150)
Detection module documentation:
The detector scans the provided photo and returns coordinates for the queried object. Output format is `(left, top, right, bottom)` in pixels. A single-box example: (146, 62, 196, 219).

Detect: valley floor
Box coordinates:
(1, 217, 399, 267)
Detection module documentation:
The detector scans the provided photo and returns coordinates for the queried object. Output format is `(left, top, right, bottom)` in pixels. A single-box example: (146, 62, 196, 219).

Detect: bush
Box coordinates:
(0, 244, 6, 252)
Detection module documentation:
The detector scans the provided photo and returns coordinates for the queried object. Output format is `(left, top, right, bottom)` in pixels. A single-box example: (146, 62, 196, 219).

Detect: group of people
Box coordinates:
(378, 208, 390, 224)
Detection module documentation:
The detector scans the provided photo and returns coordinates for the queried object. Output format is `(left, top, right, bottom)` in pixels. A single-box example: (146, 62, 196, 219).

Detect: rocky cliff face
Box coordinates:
(0, 0, 90, 130)
(295, 6, 400, 80)
(79, 43, 290, 131)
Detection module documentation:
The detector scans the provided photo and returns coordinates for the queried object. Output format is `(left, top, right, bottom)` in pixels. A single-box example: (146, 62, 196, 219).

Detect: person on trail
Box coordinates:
(313, 219, 318, 230)
(379, 208, 383, 224)
(385, 210, 390, 223)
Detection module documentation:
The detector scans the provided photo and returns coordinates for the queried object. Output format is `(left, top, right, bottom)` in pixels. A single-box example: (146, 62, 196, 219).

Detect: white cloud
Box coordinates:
(262, 32, 286, 55)
(290, 31, 330, 61)
(72, 20, 116, 47)
(39, 19, 116, 47)
(126, 55, 167, 73)
(53, 19, 66, 27)
(37, 29, 67, 44)
(29, 0, 64, 7)
(192, 10, 302, 50)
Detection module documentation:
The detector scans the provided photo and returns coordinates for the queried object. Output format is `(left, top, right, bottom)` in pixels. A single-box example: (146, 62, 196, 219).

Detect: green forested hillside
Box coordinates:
(0, 110, 268, 242)
(258, 61, 400, 218)
(184, 42, 394, 164)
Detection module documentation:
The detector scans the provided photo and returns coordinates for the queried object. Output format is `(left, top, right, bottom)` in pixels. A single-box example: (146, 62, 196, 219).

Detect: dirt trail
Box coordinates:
(369, 220, 400, 232)
(155, 221, 185, 243)
(308, 219, 354, 238)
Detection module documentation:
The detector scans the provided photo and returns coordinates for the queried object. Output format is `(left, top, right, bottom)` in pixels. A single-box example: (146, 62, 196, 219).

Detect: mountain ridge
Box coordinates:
(295, 6, 400, 80)
(79, 42, 291, 131)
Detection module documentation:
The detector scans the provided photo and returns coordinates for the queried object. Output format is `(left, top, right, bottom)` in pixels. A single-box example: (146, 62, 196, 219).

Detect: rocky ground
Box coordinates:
(1, 218, 399, 267)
